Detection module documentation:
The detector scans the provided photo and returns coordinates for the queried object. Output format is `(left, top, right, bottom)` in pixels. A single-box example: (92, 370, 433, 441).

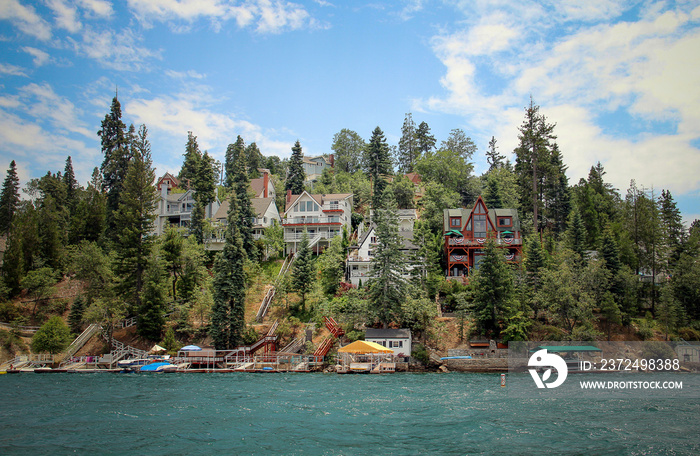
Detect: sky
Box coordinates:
(0, 0, 699, 225)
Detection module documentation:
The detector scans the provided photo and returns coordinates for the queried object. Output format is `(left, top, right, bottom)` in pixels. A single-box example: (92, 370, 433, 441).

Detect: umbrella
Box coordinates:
(150, 344, 166, 353)
(180, 345, 202, 351)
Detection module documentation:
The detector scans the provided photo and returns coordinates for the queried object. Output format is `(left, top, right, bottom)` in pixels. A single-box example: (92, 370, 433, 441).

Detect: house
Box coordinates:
(676, 344, 700, 363)
(365, 329, 412, 358)
(444, 195, 523, 279)
(302, 155, 334, 184)
(283, 190, 352, 254)
(153, 173, 220, 236)
(250, 168, 275, 199)
(346, 223, 418, 286)
(208, 197, 281, 251)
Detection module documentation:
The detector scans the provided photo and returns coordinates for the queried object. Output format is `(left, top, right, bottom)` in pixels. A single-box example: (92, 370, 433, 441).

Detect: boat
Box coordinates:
(138, 362, 177, 373)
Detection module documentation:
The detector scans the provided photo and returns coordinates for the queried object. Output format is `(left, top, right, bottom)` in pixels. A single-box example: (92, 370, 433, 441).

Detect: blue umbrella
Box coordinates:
(139, 362, 172, 372)
(180, 345, 202, 351)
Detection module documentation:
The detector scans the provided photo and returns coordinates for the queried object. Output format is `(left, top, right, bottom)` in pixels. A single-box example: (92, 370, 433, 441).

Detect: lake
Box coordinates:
(0, 372, 697, 455)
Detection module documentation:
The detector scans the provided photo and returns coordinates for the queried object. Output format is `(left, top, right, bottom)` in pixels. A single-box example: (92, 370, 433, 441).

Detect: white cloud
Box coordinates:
(165, 69, 206, 80)
(0, 62, 27, 76)
(69, 27, 162, 71)
(46, 0, 82, 33)
(418, 1, 700, 196)
(77, 0, 113, 18)
(126, 0, 317, 33)
(22, 46, 51, 66)
(0, 0, 52, 40)
(18, 82, 93, 138)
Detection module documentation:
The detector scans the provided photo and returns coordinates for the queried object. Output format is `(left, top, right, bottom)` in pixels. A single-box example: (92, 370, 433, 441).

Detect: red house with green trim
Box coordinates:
(444, 196, 523, 279)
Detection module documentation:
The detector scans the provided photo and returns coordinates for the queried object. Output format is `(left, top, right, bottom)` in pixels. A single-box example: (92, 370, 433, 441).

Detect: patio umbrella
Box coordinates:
(150, 344, 167, 353)
(180, 345, 202, 351)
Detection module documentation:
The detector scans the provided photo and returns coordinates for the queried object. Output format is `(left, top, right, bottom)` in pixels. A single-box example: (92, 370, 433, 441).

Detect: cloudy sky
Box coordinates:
(0, 0, 698, 223)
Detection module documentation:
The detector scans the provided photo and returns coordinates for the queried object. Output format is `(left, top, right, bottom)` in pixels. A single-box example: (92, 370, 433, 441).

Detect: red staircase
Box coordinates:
(323, 316, 345, 338)
(249, 320, 279, 355)
(312, 316, 345, 358)
(313, 336, 334, 357)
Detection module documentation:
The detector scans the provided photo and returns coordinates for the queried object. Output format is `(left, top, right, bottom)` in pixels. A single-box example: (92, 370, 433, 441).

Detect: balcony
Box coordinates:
(284, 231, 337, 242)
(447, 237, 522, 246)
(283, 216, 344, 226)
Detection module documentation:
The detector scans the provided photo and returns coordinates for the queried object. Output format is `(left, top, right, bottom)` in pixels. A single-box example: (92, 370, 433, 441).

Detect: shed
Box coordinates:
(365, 329, 411, 357)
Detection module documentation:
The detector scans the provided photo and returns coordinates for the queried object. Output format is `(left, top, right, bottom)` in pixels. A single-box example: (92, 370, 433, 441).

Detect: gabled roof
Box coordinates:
(284, 191, 352, 213)
(366, 328, 411, 339)
(157, 172, 180, 188)
(215, 197, 276, 220)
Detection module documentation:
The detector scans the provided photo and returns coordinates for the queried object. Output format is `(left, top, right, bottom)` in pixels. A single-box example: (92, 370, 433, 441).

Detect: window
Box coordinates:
(300, 203, 305, 212)
(474, 215, 486, 237)
(450, 217, 461, 227)
(498, 217, 511, 227)
(294, 204, 298, 212)
(370, 236, 377, 244)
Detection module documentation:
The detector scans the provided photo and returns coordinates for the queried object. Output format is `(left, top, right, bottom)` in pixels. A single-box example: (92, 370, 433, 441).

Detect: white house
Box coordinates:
(346, 223, 418, 286)
(302, 155, 334, 184)
(208, 197, 281, 251)
(283, 190, 352, 254)
(250, 169, 275, 200)
(153, 173, 220, 236)
(365, 329, 412, 358)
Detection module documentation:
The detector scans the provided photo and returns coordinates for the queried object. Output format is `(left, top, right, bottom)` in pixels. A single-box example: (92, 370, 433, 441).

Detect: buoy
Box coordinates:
(500, 373, 506, 387)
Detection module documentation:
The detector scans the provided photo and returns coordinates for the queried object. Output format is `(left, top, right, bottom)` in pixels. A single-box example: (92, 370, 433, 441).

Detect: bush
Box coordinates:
(411, 343, 430, 365)
(31, 316, 72, 354)
(678, 327, 700, 341)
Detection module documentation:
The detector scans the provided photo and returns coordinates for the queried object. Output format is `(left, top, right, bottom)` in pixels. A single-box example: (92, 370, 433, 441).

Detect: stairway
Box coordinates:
(256, 253, 296, 322)
(62, 323, 101, 360)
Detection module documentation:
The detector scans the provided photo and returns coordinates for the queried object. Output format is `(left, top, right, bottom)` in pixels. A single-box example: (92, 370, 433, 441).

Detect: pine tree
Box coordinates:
(98, 95, 131, 233)
(566, 206, 587, 259)
(524, 236, 546, 316)
(367, 189, 406, 327)
(544, 144, 570, 235)
(397, 112, 418, 173)
(137, 254, 167, 340)
(0, 160, 20, 233)
(190, 151, 217, 244)
(68, 295, 85, 334)
(441, 128, 477, 161)
(245, 142, 263, 178)
(485, 136, 505, 170)
(63, 156, 78, 214)
(231, 150, 257, 257)
(659, 189, 684, 268)
(210, 190, 247, 349)
(365, 127, 392, 210)
(113, 125, 159, 312)
(513, 97, 557, 233)
(483, 174, 504, 209)
(286, 140, 305, 195)
(415, 121, 436, 155)
(470, 238, 517, 335)
(179, 131, 202, 188)
(292, 230, 314, 310)
(225, 136, 246, 188)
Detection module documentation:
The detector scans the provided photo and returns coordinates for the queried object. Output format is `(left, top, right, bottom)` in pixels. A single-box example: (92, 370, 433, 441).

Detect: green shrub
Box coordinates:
(31, 316, 72, 354)
(411, 343, 430, 364)
(678, 327, 700, 341)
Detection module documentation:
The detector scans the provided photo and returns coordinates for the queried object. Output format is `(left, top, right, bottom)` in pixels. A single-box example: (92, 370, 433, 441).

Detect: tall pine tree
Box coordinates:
(365, 127, 393, 210)
(286, 140, 305, 195)
(0, 160, 20, 233)
(225, 136, 246, 188)
(291, 230, 314, 310)
(397, 112, 418, 173)
(210, 190, 247, 349)
(179, 131, 202, 188)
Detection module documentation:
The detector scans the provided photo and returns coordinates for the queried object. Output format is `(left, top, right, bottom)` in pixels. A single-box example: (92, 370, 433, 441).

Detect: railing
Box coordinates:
(448, 237, 522, 246)
(283, 216, 343, 225)
(63, 323, 101, 359)
(284, 231, 336, 242)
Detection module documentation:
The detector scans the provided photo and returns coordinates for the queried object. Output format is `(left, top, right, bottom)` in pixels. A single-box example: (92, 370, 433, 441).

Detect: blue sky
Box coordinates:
(0, 0, 699, 225)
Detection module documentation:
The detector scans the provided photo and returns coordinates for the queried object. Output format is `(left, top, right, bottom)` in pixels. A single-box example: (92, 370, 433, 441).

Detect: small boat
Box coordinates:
(117, 358, 152, 370)
(138, 362, 177, 373)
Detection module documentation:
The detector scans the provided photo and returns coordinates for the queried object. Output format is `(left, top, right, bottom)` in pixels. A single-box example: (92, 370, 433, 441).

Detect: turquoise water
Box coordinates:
(0, 372, 698, 455)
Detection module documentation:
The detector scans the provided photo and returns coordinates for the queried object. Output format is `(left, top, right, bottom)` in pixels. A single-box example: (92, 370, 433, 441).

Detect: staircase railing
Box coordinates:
(62, 323, 101, 360)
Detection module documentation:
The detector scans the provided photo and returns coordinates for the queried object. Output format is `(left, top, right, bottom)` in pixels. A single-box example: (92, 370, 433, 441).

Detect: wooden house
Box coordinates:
(443, 196, 523, 279)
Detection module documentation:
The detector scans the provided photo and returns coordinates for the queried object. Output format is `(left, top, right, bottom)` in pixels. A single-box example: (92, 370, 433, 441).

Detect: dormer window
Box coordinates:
(450, 217, 461, 228)
(498, 217, 512, 227)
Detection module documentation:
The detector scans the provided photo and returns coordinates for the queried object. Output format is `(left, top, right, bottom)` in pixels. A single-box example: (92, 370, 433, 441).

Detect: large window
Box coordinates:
(450, 217, 461, 227)
(474, 215, 486, 238)
(498, 217, 511, 227)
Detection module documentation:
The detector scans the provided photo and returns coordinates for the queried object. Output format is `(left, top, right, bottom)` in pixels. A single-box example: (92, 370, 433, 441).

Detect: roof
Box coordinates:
(404, 172, 422, 184)
(284, 191, 352, 212)
(532, 345, 602, 352)
(215, 197, 275, 220)
(250, 176, 270, 196)
(337, 340, 393, 354)
(366, 328, 411, 339)
(303, 155, 330, 165)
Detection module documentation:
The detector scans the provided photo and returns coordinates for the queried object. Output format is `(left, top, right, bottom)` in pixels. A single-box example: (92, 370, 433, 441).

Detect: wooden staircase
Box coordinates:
(256, 253, 295, 322)
(312, 316, 345, 358)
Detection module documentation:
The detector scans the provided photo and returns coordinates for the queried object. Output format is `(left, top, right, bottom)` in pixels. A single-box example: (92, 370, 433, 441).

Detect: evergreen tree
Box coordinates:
(513, 97, 557, 233)
(0, 160, 20, 233)
(286, 140, 305, 195)
(485, 136, 505, 170)
(179, 131, 202, 188)
(137, 254, 167, 340)
(600, 224, 621, 275)
(544, 144, 570, 235)
(70, 168, 106, 244)
(415, 121, 436, 155)
(367, 189, 406, 327)
(68, 295, 85, 334)
(566, 206, 587, 259)
(441, 128, 477, 161)
(659, 189, 684, 269)
(365, 127, 393, 209)
(397, 112, 418, 173)
(113, 125, 159, 312)
(470, 239, 517, 335)
(231, 150, 257, 257)
(331, 128, 365, 173)
(63, 156, 78, 214)
(292, 231, 314, 310)
(599, 291, 621, 341)
(98, 95, 131, 232)
(245, 142, 263, 178)
(483, 174, 504, 209)
(573, 163, 618, 246)
(2, 224, 24, 295)
(524, 236, 546, 317)
(37, 194, 65, 269)
(316, 235, 345, 296)
(225, 136, 246, 188)
(161, 225, 185, 299)
(389, 175, 415, 209)
(190, 151, 217, 244)
(210, 191, 247, 349)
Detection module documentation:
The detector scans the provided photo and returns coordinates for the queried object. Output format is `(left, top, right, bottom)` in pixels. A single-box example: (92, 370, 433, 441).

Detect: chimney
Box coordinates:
(263, 171, 269, 198)
(286, 189, 292, 204)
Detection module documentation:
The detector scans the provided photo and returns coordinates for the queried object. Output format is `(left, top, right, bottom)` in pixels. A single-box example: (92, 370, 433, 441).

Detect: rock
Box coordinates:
(438, 364, 449, 373)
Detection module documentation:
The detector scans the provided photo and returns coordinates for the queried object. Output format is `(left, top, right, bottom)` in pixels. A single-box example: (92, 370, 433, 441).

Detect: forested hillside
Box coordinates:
(1, 95, 698, 360)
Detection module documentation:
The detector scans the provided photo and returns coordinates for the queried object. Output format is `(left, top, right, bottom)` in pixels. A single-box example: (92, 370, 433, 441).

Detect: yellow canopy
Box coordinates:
(337, 340, 393, 354)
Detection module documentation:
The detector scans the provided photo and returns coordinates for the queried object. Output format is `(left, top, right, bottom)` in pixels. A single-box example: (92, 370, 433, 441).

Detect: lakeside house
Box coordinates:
(365, 329, 412, 358)
(282, 190, 352, 255)
(153, 173, 220, 236)
(302, 155, 334, 185)
(250, 168, 275, 199)
(207, 197, 281, 251)
(346, 211, 418, 286)
(444, 196, 523, 279)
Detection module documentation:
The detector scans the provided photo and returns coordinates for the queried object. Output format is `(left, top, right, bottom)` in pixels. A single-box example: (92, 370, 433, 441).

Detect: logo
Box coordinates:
(528, 349, 568, 389)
